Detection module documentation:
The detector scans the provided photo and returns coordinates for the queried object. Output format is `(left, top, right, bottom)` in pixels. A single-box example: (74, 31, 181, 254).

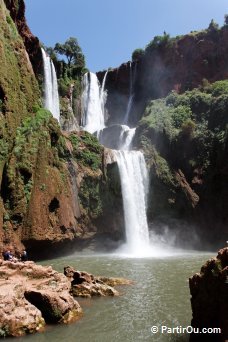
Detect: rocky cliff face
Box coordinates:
(4, 0, 42, 75)
(0, 0, 124, 258)
(1, 0, 227, 256)
(189, 247, 228, 342)
(98, 27, 228, 126)
(97, 27, 228, 246)
(134, 80, 228, 245)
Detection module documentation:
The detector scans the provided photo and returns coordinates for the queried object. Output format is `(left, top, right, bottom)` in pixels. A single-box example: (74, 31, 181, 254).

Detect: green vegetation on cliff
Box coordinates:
(69, 132, 102, 171)
(132, 16, 228, 62)
(0, 0, 122, 250)
(0, 1, 40, 179)
(0, 1, 43, 247)
(139, 79, 228, 160)
(68, 131, 104, 219)
(137, 79, 228, 220)
(2, 108, 63, 224)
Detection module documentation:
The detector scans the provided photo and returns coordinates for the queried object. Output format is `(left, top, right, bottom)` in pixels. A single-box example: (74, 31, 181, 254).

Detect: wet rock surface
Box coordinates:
(189, 247, 228, 342)
(0, 260, 82, 337)
(0, 260, 132, 338)
(64, 265, 132, 298)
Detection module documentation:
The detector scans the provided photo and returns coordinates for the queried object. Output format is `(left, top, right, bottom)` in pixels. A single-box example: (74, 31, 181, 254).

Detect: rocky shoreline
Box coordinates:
(0, 260, 131, 338)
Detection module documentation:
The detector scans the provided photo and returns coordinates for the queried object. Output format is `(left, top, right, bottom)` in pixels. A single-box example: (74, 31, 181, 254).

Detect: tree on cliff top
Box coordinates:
(54, 37, 85, 68)
(208, 19, 219, 31)
(224, 14, 228, 26)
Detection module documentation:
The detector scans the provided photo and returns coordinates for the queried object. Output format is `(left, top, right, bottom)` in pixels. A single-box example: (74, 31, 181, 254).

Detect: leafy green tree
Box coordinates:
(54, 37, 85, 68)
(145, 32, 171, 52)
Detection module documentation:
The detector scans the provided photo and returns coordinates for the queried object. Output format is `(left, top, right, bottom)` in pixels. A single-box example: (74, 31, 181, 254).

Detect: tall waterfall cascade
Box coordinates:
(113, 144, 150, 256)
(41, 48, 60, 122)
(81, 72, 107, 134)
(81, 71, 151, 256)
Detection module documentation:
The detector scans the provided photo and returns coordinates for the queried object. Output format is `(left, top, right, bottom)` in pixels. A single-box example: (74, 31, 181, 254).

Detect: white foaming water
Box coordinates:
(100, 70, 108, 121)
(119, 125, 136, 150)
(41, 48, 60, 122)
(113, 149, 151, 256)
(81, 72, 107, 134)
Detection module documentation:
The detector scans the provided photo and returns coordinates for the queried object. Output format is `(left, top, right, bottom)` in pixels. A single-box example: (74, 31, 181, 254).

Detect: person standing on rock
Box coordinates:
(3, 250, 13, 261)
(21, 250, 28, 261)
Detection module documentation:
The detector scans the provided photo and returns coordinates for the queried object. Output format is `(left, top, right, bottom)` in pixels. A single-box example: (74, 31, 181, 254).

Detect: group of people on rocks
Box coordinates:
(2, 249, 28, 262)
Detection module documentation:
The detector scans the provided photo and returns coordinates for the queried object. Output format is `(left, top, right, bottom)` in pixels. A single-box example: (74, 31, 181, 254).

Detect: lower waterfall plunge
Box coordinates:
(113, 149, 151, 256)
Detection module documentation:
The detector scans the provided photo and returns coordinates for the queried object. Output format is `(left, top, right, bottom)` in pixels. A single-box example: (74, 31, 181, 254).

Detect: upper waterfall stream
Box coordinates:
(41, 48, 60, 122)
(81, 72, 107, 133)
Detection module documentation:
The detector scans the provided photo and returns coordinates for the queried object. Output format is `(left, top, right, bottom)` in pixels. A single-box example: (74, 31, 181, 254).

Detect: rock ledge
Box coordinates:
(189, 247, 228, 341)
(0, 260, 82, 337)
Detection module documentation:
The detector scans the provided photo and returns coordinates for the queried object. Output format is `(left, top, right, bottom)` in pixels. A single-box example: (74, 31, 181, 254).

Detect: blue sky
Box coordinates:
(25, 0, 228, 72)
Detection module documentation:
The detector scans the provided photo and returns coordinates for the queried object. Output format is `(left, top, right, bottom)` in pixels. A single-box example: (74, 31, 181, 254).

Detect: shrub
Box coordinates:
(70, 132, 103, 170)
(209, 80, 228, 97)
(132, 48, 145, 61)
(180, 119, 196, 137)
(171, 105, 192, 128)
(145, 32, 171, 52)
(58, 77, 71, 97)
(69, 134, 80, 149)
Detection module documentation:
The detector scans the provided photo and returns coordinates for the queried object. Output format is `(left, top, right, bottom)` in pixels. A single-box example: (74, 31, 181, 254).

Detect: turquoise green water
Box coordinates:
(9, 252, 213, 342)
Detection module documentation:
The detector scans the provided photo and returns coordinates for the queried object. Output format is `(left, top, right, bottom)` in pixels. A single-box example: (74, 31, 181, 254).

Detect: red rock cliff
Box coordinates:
(98, 27, 228, 125)
(4, 0, 42, 74)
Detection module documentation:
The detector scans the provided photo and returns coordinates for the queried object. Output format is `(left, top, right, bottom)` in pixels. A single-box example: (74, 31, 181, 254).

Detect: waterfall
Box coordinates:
(81, 72, 107, 134)
(81, 69, 151, 257)
(112, 127, 150, 256)
(118, 125, 136, 150)
(100, 70, 108, 126)
(123, 62, 137, 125)
(41, 48, 60, 122)
(123, 95, 134, 125)
(113, 150, 150, 256)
